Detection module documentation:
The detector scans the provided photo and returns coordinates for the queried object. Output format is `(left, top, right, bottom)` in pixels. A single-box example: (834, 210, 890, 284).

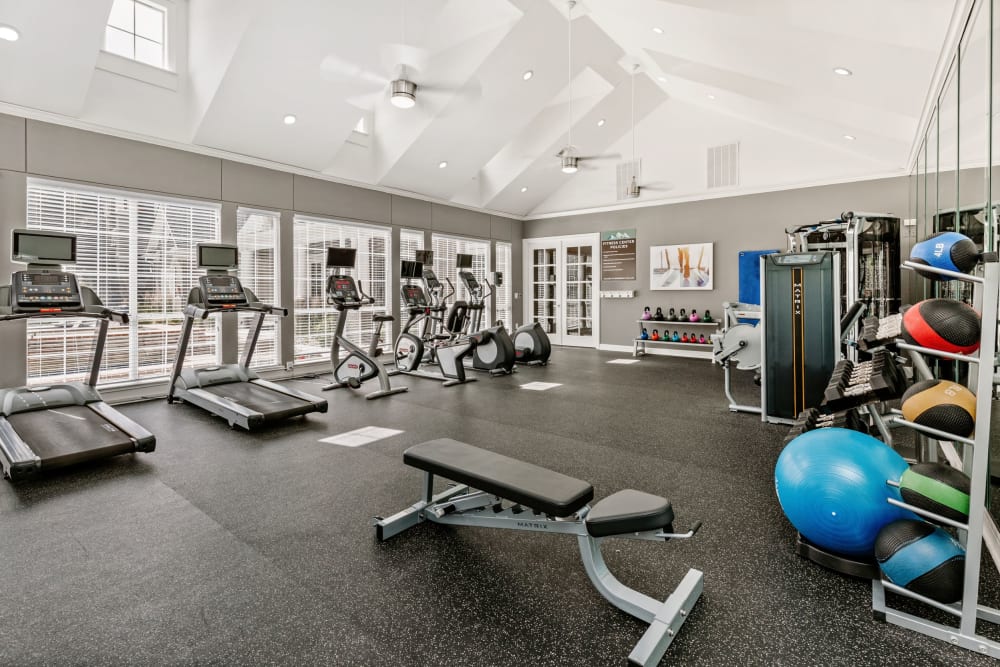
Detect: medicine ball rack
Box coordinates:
(869, 255, 1000, 658)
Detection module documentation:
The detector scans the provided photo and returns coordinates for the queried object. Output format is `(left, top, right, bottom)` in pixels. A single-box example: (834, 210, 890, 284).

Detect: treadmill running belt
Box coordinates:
(8, 405, 136, 469)
(199, 383, 317, 421)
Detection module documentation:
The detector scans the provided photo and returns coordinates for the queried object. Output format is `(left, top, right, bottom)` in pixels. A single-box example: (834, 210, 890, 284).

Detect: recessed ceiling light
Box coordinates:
(438, 161, 448, 169)
(833, 67, 852, 76)
(283, 114, 297, 125)
(706, 94, 716, 100)
(657, 76, 667, 82)
(522, 70, 533, 81)
(520, 186, 528, 193)
(652, 27, 664, 34)
(843, 134, 856, 141)
(0, 25, 19, 42)
(597, 118, 606, 127)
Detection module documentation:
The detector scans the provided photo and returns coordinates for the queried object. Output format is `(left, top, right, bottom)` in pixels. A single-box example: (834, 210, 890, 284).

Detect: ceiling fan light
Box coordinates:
(390, 79, 417, 108)
(561, 156, 579, 174)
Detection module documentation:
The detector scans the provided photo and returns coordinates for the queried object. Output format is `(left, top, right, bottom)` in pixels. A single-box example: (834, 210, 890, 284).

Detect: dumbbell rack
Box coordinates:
(870, 255, 1000, 657)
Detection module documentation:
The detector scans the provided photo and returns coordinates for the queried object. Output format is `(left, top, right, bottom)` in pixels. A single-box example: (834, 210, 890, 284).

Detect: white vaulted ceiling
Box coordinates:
(0, 0, 957, 217)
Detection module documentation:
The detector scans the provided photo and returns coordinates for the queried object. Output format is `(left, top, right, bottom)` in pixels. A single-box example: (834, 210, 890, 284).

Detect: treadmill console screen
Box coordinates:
(11, 270, 83, 313)
(401, 284, 427, 308)
(326, 275, 361, 306)
(199, 274, 248, 307)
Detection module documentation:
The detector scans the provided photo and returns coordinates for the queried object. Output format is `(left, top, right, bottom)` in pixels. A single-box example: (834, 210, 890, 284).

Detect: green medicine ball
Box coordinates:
(899, 463, 971, 523)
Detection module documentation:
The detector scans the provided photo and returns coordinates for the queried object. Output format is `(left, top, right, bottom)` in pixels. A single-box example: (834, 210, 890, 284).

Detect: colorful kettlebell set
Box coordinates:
(639, 328, 711, 344)
(641, 306, 713, 323)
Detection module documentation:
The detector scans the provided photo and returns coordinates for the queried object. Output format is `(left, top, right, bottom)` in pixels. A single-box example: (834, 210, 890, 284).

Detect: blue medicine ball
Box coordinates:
(875, 519, 965, 603)
(910, 231, 980, 280)
(775, 428, 915, 557)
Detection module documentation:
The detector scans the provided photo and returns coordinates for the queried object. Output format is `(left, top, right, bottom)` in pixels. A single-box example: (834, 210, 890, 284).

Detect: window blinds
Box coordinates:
(495, 241, 512, 327)
(237, 208, 280, 369)
(26, 180, 220, 385)
(292, 215, 391, 364)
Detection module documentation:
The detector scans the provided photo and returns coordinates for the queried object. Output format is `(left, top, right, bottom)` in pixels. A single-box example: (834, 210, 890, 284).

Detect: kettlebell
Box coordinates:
(703, 309, 713, 323)
(689, 309, 701, 322)
(699, 334, 707, 344)
(668, 307, 678, 321)
(679, 308, 687, 321)
(653, 306, 665, 321)
(651, 329, 660, 341)
(640, 328, 649, 340)
(681, 333, 689, 343)
(671, 331, 680, 342)
(641, 306, 652, 321)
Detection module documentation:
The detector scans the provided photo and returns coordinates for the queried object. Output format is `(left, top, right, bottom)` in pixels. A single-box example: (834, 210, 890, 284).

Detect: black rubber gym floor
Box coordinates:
(0, 348, 995, 665)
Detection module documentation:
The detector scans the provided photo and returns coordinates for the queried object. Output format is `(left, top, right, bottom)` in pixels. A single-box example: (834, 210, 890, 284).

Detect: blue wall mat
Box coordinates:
(739, 249, 780, 305)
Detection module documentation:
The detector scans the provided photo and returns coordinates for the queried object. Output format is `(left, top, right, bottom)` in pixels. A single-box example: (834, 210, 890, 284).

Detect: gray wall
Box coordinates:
(523, 176, 911, 347)
(0, 114, 522, 389)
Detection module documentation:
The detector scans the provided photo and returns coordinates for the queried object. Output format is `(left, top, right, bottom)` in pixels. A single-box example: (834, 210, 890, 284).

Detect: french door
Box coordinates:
(523, 234, 599, 347)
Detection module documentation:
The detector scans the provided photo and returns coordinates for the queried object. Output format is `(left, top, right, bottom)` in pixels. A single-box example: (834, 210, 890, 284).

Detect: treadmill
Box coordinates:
(0, 229, 156, 481)
(167, 243, 328, 430)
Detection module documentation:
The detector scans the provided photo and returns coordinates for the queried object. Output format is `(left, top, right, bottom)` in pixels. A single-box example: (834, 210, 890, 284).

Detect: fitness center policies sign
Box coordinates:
(601, 229, 636, 280)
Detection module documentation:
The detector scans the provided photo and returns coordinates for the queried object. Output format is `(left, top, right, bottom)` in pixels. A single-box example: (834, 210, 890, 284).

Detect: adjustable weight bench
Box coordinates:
(375, 438, 704, 666)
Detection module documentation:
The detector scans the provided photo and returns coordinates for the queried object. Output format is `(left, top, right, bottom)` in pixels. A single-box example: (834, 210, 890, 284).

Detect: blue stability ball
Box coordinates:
(910, 231, 980, 279)
(775, 428, 915, 557)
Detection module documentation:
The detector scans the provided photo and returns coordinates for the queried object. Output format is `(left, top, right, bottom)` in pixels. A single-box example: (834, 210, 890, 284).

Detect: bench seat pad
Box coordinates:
(404, 439, 594, 517)
(586, 489, 674, 537)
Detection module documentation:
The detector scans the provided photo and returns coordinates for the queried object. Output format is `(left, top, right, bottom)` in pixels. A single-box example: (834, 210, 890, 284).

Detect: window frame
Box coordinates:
(431, 233, 492, 328)
(25, 178, 221, 387)
(236, 207, 281, 370)
(292, 214, 393, 366)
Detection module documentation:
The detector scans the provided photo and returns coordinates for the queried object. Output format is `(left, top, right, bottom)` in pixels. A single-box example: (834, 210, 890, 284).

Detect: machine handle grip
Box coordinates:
(184, 304, 210, 319)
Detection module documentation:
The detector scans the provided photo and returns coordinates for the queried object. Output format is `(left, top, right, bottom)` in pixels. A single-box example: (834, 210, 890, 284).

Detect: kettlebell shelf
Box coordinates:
(869, 255, 1000, 658)
(634, 320, 718, 360)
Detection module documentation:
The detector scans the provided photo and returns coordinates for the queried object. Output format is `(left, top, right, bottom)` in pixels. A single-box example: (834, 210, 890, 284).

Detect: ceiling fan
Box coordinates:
(320, 1, 479, 110)
(555, 0, 619, 174)
(623, 63, 671, 197)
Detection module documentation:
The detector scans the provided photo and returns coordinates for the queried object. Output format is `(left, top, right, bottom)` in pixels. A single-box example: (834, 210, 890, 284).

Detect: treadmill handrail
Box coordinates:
(0, 307, 128, 325)
(184, 302, 287, 318)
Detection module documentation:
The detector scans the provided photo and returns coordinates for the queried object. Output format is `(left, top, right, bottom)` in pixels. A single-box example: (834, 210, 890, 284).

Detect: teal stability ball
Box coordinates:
(775, 428, 915, 557)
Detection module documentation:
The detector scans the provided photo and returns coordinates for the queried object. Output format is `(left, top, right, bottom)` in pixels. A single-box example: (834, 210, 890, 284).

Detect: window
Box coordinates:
(237, 208, 280, 369)
(431, 234, 491, 327)
(354, 117, 369, 135)
(495, 241, 512, 327)
(293, 215, 391, 364)
(399, 229, 424, 312)
(105, 0, 166, 69)
(26, 180, 220, 386)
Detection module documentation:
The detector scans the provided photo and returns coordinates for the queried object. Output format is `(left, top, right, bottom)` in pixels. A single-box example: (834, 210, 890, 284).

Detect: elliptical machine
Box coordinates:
(489, 272, 551, 366)
(322, 247, 407, 400)
(394, 259, 479, 386)
(456, 256, 515, 376)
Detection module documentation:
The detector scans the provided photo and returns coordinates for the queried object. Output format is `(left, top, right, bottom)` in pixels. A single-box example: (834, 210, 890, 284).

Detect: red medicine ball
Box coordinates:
(902, 299, 980, 354)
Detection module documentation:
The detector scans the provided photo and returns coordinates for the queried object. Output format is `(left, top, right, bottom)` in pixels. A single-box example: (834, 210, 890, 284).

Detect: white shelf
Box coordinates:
(636, 319, 718, 326)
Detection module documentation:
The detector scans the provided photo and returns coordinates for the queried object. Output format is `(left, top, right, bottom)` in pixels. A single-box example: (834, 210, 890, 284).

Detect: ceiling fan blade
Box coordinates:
(320, 54, 388, 86)
(381, 43, 430, 76)
(578, 152, 622, 162)
(420, 76, 483, 114)
(346, 91, 385, 108)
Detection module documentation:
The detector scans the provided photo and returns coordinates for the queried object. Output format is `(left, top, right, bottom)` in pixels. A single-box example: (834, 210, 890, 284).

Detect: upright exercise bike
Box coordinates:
(322, 248, 407, 400)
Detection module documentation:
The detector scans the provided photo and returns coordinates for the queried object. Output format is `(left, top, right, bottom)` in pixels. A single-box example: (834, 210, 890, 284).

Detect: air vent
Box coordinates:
(616, 159, 641, 200)
(707, 142, 739, 188)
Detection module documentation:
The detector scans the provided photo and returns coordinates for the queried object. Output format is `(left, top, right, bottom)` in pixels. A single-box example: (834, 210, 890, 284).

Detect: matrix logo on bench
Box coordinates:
(517, 521, 548, 530)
